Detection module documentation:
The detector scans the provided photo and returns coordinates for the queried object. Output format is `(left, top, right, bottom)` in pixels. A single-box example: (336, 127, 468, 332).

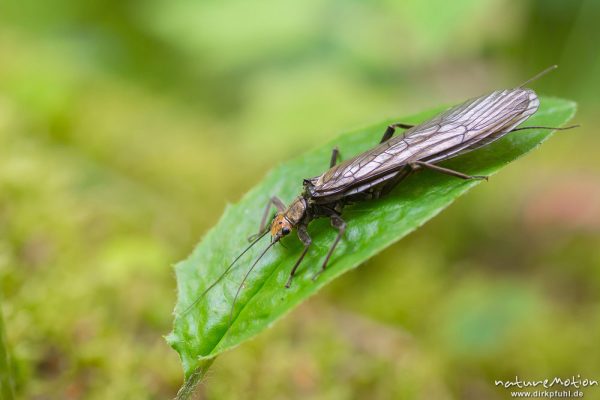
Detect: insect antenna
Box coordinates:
(227, 238, 279, 328)
(518, 65, 558, 88)
(177, 228, 270, 318)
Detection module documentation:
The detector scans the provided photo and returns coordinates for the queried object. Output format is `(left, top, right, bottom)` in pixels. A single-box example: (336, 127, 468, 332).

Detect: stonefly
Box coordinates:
(180, 65, 577, 322)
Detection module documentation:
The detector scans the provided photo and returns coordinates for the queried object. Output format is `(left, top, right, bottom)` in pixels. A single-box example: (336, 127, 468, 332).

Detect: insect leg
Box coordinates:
(285, 225, 312, 288)
(410, 161, 488, 181)
(330, 146, 341, 168)
(248, 196, 286, 241)
(313, 214, 346, 281)
(510, 125, 579, 132)
(375, 167, 412, 198)
(380, 123, 415, 143)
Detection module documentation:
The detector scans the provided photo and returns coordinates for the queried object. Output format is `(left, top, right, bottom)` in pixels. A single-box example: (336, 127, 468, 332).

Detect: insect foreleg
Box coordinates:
(330, 146, 341, 168)
(380, 123, 415, 143)
(313, 214, 346, 281)
(410, 161, 488, 181)
(248, 196, 286, 241)
(285, 225, 312, 288)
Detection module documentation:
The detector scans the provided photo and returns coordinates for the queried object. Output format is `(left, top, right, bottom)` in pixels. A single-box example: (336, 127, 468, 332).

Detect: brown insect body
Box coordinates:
(179, 66, 577, 321)
(270, 88, 540, 248)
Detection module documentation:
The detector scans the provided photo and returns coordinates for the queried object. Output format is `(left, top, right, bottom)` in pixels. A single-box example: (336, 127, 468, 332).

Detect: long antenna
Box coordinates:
(177, 228, 270, 318)
(227, 238, 279, 328)
(518, 65, 558, 88)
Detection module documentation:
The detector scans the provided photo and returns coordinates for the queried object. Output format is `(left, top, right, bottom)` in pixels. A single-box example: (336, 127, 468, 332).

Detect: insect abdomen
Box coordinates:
(307, 88, 540, 201)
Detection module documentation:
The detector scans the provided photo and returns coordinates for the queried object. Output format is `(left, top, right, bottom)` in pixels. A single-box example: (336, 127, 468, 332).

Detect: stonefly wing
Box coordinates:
(308, 88, 539, 200)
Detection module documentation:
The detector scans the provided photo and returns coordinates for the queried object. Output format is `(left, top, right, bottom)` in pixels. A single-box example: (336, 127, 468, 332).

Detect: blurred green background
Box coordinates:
(1, 0, 599, 398)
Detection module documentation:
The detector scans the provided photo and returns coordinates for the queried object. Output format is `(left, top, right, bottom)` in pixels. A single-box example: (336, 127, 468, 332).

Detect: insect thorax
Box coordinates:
(284, 197, 308, 226)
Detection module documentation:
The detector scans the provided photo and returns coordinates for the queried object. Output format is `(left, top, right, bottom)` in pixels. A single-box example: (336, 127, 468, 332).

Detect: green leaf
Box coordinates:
(168, 97, 576, 381)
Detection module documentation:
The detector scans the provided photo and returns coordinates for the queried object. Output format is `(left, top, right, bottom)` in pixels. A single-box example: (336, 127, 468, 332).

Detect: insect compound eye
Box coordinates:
(281, 227, 291, 235)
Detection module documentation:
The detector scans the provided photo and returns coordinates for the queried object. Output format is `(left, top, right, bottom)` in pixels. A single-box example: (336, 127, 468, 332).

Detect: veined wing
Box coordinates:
(308, 88, 539, 199)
